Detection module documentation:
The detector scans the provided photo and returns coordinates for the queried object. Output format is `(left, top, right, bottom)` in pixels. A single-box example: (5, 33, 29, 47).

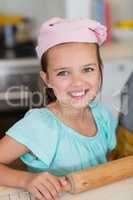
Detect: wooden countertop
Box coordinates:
(0, 177, 133, 200)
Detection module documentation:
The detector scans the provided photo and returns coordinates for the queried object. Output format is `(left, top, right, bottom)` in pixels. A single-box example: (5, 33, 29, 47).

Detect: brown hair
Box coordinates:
(41, 43, 103, 105)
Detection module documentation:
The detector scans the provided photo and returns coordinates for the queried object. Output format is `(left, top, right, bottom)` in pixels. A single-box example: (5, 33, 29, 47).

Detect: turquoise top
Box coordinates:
(6, 102, 117, 176)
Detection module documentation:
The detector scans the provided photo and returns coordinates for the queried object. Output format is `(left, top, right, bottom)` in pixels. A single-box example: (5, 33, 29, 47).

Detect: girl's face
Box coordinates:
(41, 43, 101, 109)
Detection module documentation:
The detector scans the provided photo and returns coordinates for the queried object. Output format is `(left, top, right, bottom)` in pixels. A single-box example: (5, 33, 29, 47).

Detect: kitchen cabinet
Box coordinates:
(101, 59, 133, 118)
(100, 43, 133, 119)
(0, 110, 27, 138)
(0, 58, 40, 138)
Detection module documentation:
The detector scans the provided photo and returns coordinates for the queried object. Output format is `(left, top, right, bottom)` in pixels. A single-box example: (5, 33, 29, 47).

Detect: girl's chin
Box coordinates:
(59, 99, 90, 109)
(70, 101, 89, 109)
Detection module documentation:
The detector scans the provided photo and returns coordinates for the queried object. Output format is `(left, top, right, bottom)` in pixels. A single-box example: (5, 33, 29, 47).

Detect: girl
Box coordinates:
(0, 17, 117, 200)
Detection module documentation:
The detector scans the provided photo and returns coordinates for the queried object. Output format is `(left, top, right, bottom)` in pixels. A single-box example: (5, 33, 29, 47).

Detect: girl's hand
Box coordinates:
(23, 172, 67, 200)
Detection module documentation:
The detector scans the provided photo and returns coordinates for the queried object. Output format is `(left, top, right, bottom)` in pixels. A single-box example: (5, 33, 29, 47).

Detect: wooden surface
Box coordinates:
(0, 177, 133, 200)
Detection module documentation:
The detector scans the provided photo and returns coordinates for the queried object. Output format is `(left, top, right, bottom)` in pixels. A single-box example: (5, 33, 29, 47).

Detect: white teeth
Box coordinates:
(70, 91, 85, 97)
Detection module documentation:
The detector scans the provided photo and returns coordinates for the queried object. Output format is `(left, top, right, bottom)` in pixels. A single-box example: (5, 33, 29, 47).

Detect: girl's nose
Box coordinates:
(71, 73, 84, 86)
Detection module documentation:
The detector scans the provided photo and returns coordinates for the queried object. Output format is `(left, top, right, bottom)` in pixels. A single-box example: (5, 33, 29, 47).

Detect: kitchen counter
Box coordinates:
(0, 177, 133, 200)
(0, 57, 39, 69)
(101, 41, 133, 61)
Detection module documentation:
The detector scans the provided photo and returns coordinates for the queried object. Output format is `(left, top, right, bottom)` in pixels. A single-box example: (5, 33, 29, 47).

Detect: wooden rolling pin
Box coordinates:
(62, 155, 133, 194)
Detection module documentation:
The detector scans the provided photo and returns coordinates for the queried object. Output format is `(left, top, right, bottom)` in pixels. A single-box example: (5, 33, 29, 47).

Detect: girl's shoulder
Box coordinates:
(89, 102, 117, 151)
(89, 101, 118, 127)
(23, 106, 58, 125)
(6, 107, 60, 139)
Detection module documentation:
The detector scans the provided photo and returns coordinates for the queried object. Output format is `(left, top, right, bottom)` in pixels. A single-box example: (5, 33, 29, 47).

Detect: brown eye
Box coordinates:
(57, 71, 69, 76)
(83, 67, 94, 73)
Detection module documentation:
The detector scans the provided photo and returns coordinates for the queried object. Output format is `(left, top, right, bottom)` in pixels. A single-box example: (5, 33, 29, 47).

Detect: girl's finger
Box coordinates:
(37, 183, 54, 200)
(46, 175, 61, 193)
(42, 179, 59, 199)
(59, 176, 68, 187)
(31, 186, 46, 200)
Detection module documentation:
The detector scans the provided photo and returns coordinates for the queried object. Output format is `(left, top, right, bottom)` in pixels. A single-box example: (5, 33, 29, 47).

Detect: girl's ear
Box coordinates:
(40, 71, 52, 88)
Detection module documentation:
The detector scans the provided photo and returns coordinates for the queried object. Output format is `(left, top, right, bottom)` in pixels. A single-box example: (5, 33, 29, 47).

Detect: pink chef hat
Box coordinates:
(36, 17, 107, 59)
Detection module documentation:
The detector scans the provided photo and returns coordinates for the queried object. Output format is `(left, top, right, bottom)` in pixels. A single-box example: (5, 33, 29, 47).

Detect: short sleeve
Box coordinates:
(6, 109, 59, 167)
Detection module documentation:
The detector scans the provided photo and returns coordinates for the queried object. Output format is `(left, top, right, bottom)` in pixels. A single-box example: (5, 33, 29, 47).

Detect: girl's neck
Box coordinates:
(47, 100, 90, 122)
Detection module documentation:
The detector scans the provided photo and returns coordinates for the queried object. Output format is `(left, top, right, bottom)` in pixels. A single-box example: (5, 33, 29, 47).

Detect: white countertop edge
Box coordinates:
(0, 58, 39, 68)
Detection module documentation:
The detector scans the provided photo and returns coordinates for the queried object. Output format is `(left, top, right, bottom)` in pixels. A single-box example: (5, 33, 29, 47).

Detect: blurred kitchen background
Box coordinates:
(0, 0, 133, 137)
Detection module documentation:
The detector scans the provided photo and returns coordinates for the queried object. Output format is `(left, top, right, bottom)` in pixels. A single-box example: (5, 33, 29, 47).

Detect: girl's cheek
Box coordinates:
(52, 82, 69, 94)
(54, 79, 70, 90)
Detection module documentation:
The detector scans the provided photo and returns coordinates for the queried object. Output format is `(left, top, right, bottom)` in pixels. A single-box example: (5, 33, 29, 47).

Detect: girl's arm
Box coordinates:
(0, 135, 32, 188)
(0, 135, 67, 200)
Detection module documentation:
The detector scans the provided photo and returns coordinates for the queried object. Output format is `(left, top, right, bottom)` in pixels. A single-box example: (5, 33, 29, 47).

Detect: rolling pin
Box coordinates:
(62, 155, 133, 194)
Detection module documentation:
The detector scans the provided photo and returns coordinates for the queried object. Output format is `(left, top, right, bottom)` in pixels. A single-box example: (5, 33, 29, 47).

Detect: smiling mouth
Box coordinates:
(68, 89, 89, 100)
